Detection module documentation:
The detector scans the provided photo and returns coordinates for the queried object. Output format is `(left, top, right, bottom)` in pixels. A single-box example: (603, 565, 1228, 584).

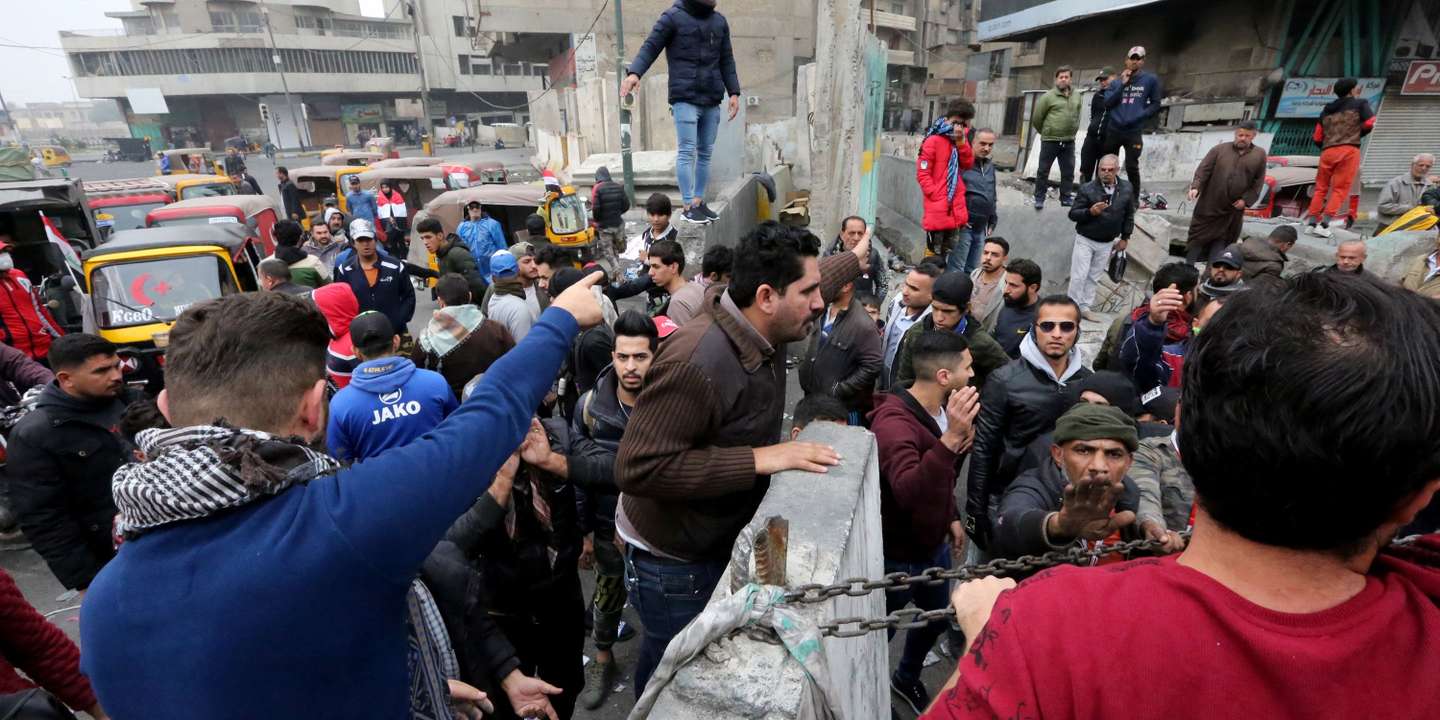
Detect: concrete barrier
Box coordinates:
(644, 423, 887, 719)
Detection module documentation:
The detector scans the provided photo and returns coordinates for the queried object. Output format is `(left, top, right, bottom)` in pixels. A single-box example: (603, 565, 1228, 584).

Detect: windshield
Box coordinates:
(550, 194, 588, 235)
(179, 182, 236, 201)
(95, 202, 165, 233)
(91, 254, 237, 328)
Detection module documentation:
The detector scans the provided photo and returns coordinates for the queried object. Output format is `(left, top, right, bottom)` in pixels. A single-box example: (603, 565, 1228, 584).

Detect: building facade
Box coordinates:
(8, 101, 131, 145)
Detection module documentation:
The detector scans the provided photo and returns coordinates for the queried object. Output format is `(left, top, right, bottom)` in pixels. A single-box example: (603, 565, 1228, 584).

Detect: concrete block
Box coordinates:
(706, 102, 748, 202)
(1021, 128, 1276, 185)
(641, 74, 677, 152)
(573, 151, 677, 187)
(746, 118, 811, 188)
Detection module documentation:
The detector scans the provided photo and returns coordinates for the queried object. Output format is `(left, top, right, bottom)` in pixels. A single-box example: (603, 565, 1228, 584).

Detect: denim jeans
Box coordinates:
(949, 226, 986, 274)
(624, 546, 725, 697)
(885, 544, 952, 684)
(673, 102, 721, 206)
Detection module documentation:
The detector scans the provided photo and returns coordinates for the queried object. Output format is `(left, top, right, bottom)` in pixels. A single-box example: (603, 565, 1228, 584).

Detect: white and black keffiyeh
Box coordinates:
(111, 424, 340, 538)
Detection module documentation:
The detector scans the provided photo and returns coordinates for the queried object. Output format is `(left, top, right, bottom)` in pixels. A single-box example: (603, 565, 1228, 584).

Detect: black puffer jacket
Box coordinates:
(965, 348, 1091, 549)
(1069, 178, 1136, 242)
(627, 0, 740, 107)
(992, 457, 1139, 561)
(571, 366, 629, 538)
(7, 383, 132, 589)
(590, 167, 630, 229)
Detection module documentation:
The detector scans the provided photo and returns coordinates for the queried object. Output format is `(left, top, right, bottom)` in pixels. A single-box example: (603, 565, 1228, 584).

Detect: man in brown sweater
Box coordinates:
(615, 220, 868, 695)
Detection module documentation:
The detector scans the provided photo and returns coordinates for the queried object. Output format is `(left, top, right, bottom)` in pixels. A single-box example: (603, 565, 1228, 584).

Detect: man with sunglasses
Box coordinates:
(965, 295, 1090, 557)
(1099, 46, 1163, 203)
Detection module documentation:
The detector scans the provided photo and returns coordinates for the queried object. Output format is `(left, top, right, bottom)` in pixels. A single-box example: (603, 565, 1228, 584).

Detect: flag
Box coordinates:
(39, 211, 82, 273)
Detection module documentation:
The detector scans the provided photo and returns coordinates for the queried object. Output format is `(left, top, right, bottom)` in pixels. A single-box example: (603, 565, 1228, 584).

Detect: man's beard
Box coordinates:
(1003, 293, 1025, 307)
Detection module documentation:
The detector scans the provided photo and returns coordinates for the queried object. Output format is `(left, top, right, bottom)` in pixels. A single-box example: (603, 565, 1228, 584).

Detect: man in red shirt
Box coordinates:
(925, 270, 1440, 719)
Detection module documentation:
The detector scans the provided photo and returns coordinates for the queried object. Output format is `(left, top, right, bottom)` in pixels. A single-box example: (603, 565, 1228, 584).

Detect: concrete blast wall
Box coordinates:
(646, 423, 887, 719)
(808, 0, 870, 243)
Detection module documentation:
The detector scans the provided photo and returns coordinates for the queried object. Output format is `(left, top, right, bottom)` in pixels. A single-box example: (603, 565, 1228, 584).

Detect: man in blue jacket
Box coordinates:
(334, 218, 416, 337)
(79, 277, 603, 720)
(1100, 46, 1163, 202)
(327, 311, 457, 462)
(621, 0, 741, 225)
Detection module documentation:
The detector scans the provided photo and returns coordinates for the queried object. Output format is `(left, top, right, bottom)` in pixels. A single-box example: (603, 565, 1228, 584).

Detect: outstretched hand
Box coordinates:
(551, 271, 605, 328)
(1051, 474, 1135, 542)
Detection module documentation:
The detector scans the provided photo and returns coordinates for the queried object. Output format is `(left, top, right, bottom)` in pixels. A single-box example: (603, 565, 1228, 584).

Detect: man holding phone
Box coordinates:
(916, 102, 976, 270)
(1066, 155, 1135, 321)
(1100, 46, 1163, 202)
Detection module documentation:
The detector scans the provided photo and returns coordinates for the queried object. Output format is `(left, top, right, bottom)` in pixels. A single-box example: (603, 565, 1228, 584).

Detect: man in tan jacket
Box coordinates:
(1401, 228, 1440, 299)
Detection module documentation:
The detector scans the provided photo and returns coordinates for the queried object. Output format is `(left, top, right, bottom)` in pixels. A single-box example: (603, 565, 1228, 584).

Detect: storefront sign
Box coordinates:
(341, 103, 384, 124)
(1275, 77, 1386, 118)
(1402, 61, 1440, 95)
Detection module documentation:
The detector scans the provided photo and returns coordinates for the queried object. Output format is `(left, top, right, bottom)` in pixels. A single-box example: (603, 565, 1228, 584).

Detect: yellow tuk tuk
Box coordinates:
(365, 136, 398, 159)
(320, 150, 386, 167)
(81, 224, 263, 392)
(289, 165, 367, 223)
(421, 182, 595, 260)
(34, 145, 72, 169)
(153, 173, 238, 202)
(368, 157, 448, 169)
(156, 147, 223, 176)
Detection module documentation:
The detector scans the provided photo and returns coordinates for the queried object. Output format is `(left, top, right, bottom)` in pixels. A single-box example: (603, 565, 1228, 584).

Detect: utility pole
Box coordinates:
(261, 2, 306, 151)
(613, 0, 636, 201)
(407, 0, 436, 156)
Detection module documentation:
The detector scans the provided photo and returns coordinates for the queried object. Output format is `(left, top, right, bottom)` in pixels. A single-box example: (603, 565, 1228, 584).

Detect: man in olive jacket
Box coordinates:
(1031, 66, 1083, 209)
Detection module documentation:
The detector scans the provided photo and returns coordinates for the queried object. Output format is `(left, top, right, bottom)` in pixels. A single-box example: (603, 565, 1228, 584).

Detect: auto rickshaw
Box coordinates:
(1243, 163, 1359, 229)
(81, 224, 263, 393)
(83, 178, 173, 242)
(421, 182, 595, 259)
(355, 165, 481, 211)
(289, 165, 367, 224)
(155, 147, 224, 176)
(153, 173, 238, 202)
(365, 136, 398, 159)
(144, 194, 280, 254)
(367, 157, 449, 169)
(33, 145, 72, 169)
(475, 161, 508, 185)
(320, 150, 386, 167)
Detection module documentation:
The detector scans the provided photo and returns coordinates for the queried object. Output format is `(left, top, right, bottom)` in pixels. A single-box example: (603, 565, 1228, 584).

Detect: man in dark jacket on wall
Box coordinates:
(621, 0, 741, 225)
(966, 295, 1091, 555)
(798, 277, 883, 424)
(615, 222, 868, 695)
(1080, 67, 1115, 183)
(522, 310, 655, 709)
(333, 219, 416, 337)
(1100, 46, 1163, 202)
(8, 334, 129, 591)
(992, 402, 1140, 560)
(893, 271, 1009, 390)
(869, 330, 979, 714)
(590, 167, 630, 270)
(826, 217, 886, 299)
(1067, 154, 1135, 320)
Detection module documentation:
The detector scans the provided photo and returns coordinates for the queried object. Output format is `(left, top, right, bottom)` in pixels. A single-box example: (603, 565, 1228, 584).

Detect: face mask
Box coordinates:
(0, 253, 14, 272)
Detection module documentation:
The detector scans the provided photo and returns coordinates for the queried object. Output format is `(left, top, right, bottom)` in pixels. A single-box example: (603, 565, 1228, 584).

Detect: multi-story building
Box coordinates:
(9, 101, 131, 145)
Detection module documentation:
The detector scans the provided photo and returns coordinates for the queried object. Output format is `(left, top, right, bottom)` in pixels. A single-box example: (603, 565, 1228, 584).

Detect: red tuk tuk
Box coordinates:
(144, 194, 281, 255)
(84, 178, 174, 241)
(1245, 156, 1359, 228)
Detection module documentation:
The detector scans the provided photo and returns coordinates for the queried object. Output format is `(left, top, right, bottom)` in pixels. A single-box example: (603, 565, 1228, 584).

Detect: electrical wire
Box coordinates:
(462, 0, 613, 112)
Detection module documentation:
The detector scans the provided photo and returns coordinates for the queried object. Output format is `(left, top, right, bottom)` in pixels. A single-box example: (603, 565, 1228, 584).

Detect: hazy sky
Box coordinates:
(0, 0, 132, 106)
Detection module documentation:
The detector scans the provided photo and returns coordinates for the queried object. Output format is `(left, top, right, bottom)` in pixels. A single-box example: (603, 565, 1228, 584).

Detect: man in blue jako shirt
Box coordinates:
(1100, 45, 1163, 203)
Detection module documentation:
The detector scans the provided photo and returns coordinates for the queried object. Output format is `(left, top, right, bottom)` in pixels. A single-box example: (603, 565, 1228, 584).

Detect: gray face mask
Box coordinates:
(0, 253, 14, 272)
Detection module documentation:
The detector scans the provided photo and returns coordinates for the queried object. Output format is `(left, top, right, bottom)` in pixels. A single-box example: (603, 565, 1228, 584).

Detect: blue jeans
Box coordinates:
(673, 102, 721, 206)
(885, 544, 952, 684)
(949, 226, 986, 274)
(624, 546, 725, 697)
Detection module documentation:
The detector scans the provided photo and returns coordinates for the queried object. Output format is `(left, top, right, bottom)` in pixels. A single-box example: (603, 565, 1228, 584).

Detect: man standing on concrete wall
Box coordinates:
(621, 0, 741, 226)
(1100, 47, 1163, 203)
(1184, 122, 1268, 264)
(1080, 68, 1115, 184)
(1031, 66, 1083, 211)
(917, 102, 976, 271)
(1304, 77, 1375, 238)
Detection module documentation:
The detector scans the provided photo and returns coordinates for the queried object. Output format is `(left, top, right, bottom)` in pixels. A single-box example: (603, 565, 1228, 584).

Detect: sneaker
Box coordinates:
(1312, 224, 1334, 238)
(1059, 195, 1074, 207)
(616, 619, 637, 643)
(580, 659, 617, 709)
(891, 673, 932, 716)
(681, 206, 710, 224)
(698, 202, 719, 221)
(1033, 199, 1045, 211)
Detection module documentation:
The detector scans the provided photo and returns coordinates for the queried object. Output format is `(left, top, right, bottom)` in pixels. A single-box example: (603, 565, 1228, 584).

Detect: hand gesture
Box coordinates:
(579, 533, 596, 571)
(488, 452, 519, 506)
(448, 679, 493, 720)
(949, 519, 967, 563)
(850, 226, 873, 264)
(941, 386, 981, 449)
(949, 576, 1016, 643)
(518, 418, 551, 466)
(1140, 519, 1187, 553)
(1120, 68, 1133, 83)
(1090, 200, 1109, 216)
(501, 671, 562, 720)
(1052, 474, 1136, 542)
(551, 270, 605, 327)
(1147, 284, 1185, 325)
(620, 73, 640, 97)
(727, 95, 740, 121)
(1187, 187, 1199, 202)
(1232, 198, 1246, 209)
(753, 441, 841, 475)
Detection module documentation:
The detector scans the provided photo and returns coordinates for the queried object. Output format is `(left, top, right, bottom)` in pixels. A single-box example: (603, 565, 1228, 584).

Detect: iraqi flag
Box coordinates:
(39, 212, 83, 276)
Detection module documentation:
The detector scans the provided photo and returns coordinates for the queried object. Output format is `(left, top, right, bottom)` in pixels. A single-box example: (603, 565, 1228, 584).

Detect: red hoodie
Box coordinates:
(312, 283, 359, 389)
(868, 389, 963, 563)
(0, 269, 61, 361)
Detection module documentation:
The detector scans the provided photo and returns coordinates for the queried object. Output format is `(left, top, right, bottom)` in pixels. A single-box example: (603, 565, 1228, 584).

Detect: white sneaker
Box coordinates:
(1312, 224, 1333, 238)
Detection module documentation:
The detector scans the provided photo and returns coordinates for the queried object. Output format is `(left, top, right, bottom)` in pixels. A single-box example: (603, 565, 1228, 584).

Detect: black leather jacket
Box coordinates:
(965, 355, 1091, 549)
(992, 457, 1139, 561)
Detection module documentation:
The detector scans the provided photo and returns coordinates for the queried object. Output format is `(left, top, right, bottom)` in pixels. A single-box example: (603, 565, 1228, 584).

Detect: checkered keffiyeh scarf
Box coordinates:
(111, 424, 340, 538)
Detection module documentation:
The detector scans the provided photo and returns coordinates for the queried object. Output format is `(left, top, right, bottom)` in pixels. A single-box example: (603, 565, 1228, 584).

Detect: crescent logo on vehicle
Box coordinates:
(118, 356, 140, 374)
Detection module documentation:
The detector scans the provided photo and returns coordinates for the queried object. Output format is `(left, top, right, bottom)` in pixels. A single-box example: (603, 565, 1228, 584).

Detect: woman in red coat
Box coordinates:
(916, 102, 976, 268)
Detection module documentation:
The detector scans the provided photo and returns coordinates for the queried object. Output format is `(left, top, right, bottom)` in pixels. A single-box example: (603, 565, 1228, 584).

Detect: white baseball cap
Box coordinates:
(1128, 46, 1147, 59)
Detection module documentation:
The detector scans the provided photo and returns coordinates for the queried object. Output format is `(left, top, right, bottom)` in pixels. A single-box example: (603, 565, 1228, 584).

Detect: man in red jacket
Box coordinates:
(869, 329, 979, 715)
(924, 271, 1440, 719)
(0, 237, 62, 363)
(916, 102, 975, 272)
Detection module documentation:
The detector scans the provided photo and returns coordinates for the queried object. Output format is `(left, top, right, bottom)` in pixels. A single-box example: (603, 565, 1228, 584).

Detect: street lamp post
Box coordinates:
(260, 2, 306, 152)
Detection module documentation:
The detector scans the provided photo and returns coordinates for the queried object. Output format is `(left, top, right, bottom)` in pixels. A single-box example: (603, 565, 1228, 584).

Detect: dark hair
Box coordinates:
(614, 309, 659, 351)
(840, 216, 867, 232)
(945, 100, 975, 121)
(730, 221, 821, 308)
(701, 244, 734, 278)
(119, 397, 169, 445)
(912, 329, 971, 380)
(1036, 293, 1080, 319)
(435, 273, 472, 307)
(983, 236, 1010, 255)
(1237, 120, 1258, 132)
(276, 166, 289, 176)
(648, 239, 685, 271)
(1151, 262, 1200, 294)
(49, 333, 117, 372)
(1006, 257, 1042, 288)
(274, 220, 303, 247)
(548, 267, 586, 299)
(164, 293, 329, 431)
(525, 213, 546, 236)
(533, 244, 574, 269)
(856, 291, 880, 308)
(415, 217, 444, 235)
(645, 193, 672, 216)
(1181, 271, 1440, 556)
(1333, 77, 1358, 97)
(1055, 64, 1073, 77)
(912, 262, 944, 280)
(1268, 225, 1299, 245)
(793, 393, 849, 431)
(258, 258, 291, 281)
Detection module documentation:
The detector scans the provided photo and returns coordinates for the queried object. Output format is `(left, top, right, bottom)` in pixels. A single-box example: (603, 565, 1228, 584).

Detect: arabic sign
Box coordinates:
(1402, 61, 1440, 95)
(341, 103, 384, 125)
(1275, 77, 1386, 118)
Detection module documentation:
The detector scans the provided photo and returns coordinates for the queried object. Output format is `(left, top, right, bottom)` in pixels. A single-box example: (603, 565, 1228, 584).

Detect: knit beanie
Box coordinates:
(1052, 403, 1139, 451)
(1066, 371, 1140, 417)
(932, 271, 974, 308)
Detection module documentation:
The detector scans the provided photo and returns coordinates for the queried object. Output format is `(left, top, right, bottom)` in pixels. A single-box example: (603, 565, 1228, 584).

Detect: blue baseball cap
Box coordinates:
(489, 250, 519, 284)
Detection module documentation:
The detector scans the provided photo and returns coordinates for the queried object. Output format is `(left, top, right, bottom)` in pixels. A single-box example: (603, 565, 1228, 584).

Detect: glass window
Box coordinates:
(548, 194, 588, 236)
(458, 54, 470, 75)
(179, 182, 236, 201)
(91, 255, 238, 328)
(93, 202, 165, 233)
